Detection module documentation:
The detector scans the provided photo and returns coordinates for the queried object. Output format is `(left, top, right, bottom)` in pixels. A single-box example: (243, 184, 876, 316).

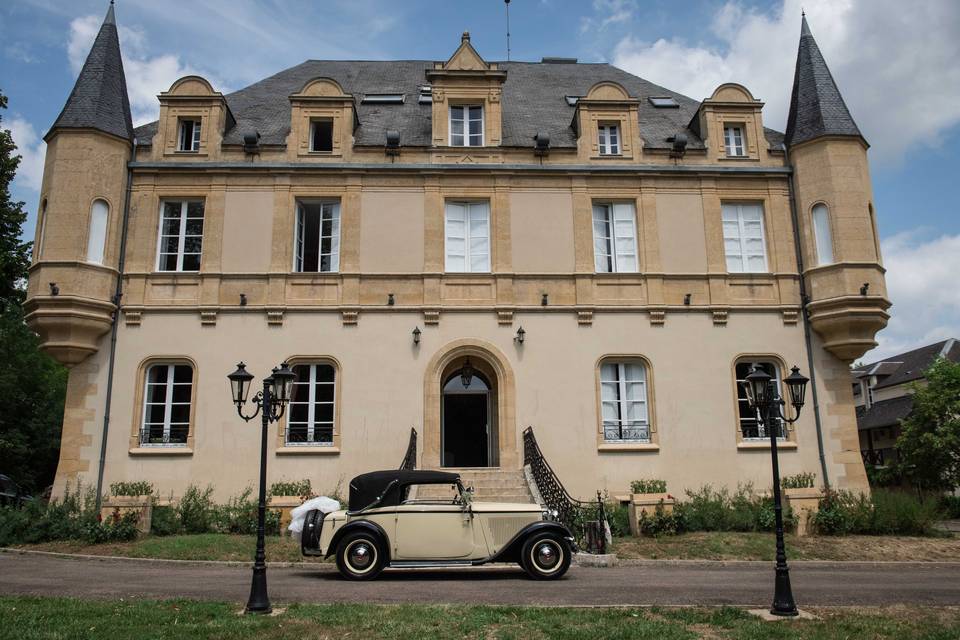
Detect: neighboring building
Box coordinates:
(853, 339, 960, 467)
(25, 4, 890, 501)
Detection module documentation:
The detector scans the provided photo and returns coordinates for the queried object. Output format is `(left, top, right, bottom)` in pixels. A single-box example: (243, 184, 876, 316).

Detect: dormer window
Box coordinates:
(723, 125, 745, 157)
(598, 123, 621, 155)
(310, 119, 334, 153)
(449, 105, 483, 146)
(177, 118, 201, 152)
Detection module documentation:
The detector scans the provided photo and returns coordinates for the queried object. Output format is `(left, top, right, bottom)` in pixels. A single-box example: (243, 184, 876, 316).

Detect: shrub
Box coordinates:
(812, 489, 938, 536)
(269, 479, 312, 497)
(672, 484, 795, 534)
(0, 482, 101, 546)
(213, 487, 280, 536)
(630, 479, 667, 494)
(150, 505, 180, 536)
(638, 502, 685, 536)
(109, 481, 154, 497)
(177, 485, 215, 534)
(940, 495, 960, 519)
(81, 509, 139, 544)
(605, 500, 631, 537)
(781, 473, 816, 489)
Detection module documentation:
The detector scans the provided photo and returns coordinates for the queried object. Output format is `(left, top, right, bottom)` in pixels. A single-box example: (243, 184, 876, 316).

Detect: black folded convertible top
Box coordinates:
(348, 470, 461, 511)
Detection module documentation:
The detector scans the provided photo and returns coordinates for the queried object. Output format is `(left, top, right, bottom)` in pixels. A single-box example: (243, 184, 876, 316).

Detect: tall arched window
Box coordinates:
(86, 199, 109, 264)
(811, 203, 833, 265)
(34, 199, 47, 262)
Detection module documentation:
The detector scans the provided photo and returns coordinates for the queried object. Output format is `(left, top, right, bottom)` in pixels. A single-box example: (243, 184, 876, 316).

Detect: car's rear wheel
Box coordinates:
(335, 531, 385, 580)
(520, 533, 571, 580)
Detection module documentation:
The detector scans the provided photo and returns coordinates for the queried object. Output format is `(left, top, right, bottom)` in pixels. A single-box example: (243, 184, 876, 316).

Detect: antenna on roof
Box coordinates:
(505, 0, 511, 62)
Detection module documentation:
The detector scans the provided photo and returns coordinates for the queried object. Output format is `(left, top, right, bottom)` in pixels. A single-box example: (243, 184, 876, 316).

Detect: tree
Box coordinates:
(0, 90, 66, 493)
(0, 90, 33, 308)
(896, 357, 960, 492)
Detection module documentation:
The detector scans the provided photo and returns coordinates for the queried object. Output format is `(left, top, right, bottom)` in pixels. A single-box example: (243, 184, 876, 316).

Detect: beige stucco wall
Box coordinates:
(655, 193, 708, 273)
(52, 308, 860, 502)
(222, 190, 275, 273)
(359, 191, 425, 273)
(509, 191, 575, 273)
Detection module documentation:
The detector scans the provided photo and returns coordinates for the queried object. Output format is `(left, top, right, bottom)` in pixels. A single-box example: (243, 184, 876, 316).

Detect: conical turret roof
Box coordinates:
(46, 2, 133, 142)
(785, 15, 864, 148)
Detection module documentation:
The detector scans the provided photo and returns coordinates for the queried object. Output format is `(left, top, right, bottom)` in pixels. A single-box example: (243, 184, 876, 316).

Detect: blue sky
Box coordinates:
(2, 0, 959, 360)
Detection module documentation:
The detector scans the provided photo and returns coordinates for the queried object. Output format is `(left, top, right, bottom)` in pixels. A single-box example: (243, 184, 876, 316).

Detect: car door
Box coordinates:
(392, 483, 479, 560)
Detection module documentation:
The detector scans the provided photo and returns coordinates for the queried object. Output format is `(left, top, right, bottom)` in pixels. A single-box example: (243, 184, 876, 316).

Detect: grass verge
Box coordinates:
(611, 531, 960, 561)
(1, 597, 959, 640)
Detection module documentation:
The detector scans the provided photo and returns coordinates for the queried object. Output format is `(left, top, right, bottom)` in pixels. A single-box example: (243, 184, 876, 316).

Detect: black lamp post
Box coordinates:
(742, 364, 809, 617)
(227, 361, 296, 615)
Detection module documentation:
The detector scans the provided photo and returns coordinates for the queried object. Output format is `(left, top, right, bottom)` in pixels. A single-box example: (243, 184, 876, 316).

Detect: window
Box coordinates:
(86, 199, 109, 264)
(592, 203, 637, 273)
(445, 201, 490, 272)
(418, 85, 433, 105)
(310, 119, 333, 152)
(157, 201, 204, 272)
(600, 361, 649, 443)
(811, 203, 834, 265)
(287, 363, 336, 446)
(35, 199, 47, 261)
(734, 360, 785, 439)
(648, 96, 679, 108)
(140, 363, 193, 446)
(449, 105, 483, 147)
(177, 119, 201, 152)
(721, 203, 767, 273)
(598, 123, 620, 155)
(294, 201, 340, 272)
(723, 125, 745, 157)
(362, 94, 405, 104)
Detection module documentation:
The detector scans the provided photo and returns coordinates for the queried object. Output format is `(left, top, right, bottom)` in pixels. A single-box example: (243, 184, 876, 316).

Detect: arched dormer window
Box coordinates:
(811, 203, 834, 265)
(86, 199, 109, 264)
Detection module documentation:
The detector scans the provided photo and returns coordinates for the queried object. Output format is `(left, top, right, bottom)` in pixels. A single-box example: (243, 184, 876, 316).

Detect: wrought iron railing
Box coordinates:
(399, 427, 417, 470)
(523, 426, 606, 553)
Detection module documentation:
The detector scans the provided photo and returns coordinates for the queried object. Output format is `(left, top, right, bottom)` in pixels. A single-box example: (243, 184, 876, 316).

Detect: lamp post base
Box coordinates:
(769, 566, 798, 617)
(244, 566, 272, 615)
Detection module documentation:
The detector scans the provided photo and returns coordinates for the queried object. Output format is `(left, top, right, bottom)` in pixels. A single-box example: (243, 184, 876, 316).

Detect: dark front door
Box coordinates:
(441, 372, 491, 468)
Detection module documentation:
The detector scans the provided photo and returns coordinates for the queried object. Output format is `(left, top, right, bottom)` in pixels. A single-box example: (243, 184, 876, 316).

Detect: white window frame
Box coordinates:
(286, 363, 336, 446)
(445, 201, 490, 273)
(600, 361, 650, 443)
(811, 203, 834, 265)
(177, 118, 201, 152)
(723, 125, 745, 157)
(86, 199, 109, 264)
(735, 360, 786, 440)
(592, 202, 638, 273)
(155, 200, 204, 272)
(598, 123, 621, 155)
(293, 200, 341, 273)
(449, 105, 484, 147)
(140, 363, 192, 447)
(721, 203, 768, 273)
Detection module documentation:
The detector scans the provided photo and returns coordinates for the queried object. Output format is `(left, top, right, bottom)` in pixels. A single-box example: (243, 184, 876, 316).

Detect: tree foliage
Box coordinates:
(0, 90, 33, 307)
(0, 90, 67, 493)
(895, 357, 960, 491)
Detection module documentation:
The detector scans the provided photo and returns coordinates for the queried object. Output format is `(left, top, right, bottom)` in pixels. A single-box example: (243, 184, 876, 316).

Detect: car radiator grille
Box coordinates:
(488, 516, 532, 548)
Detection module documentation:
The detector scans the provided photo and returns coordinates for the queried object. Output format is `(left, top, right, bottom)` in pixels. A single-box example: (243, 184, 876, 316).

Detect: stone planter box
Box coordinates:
(784, 487, 823, 537)
(628, 492, 675, 537)
(268, 496, 304, 534)
(100, 495, 153, 535)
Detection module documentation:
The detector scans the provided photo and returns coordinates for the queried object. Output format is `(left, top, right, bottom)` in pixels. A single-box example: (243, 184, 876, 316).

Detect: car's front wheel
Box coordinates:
(335, 531, 386, 580)
(520, 533, 571, 580)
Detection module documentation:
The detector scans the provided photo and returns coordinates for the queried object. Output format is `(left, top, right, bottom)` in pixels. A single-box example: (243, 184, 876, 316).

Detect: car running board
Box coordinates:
(388, 560, 476, 569)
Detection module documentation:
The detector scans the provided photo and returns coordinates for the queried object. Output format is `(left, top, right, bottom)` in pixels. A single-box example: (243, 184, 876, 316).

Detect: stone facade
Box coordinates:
(26, 7, 888, 501)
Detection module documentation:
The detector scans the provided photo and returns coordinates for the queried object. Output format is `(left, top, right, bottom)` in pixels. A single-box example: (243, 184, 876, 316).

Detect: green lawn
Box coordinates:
(1, 597, 958, 640)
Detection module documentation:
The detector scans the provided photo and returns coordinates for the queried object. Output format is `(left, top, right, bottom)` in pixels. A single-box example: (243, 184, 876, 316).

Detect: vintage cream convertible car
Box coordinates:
(301, 470, 576, 580)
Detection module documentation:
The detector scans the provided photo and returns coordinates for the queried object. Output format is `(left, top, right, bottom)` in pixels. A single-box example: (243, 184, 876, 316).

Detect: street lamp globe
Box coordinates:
(784, 366, 809, 411)
(228, 362, 255, 408)
(270, 362, 297, 405)
(743, 365, 773, 410)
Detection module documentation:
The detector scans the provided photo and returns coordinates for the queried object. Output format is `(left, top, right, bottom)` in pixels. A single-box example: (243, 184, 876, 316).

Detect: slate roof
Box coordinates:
(47, 4, 133, 142)
(853, 339, 960, 390)
(856, 395, 913, 431)
(133, 60, 786, 152)
(784, 15, 864, 148)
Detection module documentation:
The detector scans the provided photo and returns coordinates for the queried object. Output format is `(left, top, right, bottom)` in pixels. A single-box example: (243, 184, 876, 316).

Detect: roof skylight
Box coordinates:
(362, 94, 405, 104)
(649, 96, 679, 108)
(565, 96, 581, 106)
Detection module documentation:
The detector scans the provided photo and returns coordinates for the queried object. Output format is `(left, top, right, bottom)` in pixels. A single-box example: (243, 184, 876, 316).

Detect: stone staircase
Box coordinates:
(415, 469, 537, 504)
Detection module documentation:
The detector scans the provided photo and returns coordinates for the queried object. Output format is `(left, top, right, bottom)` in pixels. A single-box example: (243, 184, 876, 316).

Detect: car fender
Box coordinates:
(484, 521, 575, 564)
(324, 519, 391, 560)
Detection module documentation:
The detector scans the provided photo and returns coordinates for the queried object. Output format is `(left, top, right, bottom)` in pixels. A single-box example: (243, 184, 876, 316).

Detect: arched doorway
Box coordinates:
(441, 359, 496, 467)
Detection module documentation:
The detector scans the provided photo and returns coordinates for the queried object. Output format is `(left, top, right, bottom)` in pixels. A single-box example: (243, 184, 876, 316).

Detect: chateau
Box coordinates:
(26, 4, 889, 501)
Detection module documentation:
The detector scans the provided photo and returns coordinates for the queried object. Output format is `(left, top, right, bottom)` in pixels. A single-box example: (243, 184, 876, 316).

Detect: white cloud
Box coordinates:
(6, 116, 46, 193)
(67, 14, 215, 126)
(581, 0, 637, 35)
(611, 0, 960, 163)
(863, 230, 960, 361)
